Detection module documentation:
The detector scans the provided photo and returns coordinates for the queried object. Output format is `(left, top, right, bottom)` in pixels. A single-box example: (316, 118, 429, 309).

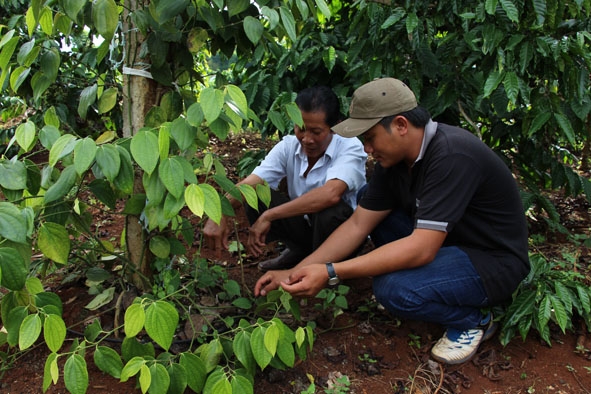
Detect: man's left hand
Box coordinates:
(280, 264, 328, 297)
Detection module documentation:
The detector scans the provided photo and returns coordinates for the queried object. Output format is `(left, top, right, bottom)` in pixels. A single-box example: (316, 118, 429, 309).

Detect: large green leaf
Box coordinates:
(243, 16, 263, 45)
(15, 120, 37, 152)
(179, 353, 207, 393)
(131, 129, 159, 175)
(19, 314, 42, 350)
(233, 331, 256, 374)
(94, 346, 124, 379)
(166, 363, 188, 394)
(279, 6, 296, 42)
(151, 0, 189, 24)
(124, 303, 146, 338)
(170, 117, 194, 151)
(159, 157, 185, 198)
(64, 354, 89, 394)
(44, 165, 78, 204)
(43, 314, 66, 353)
(73, 137, 97, 175)
(0, 248, 27, 290)
(60, 0, 87, 22)
(92, 0, 119, 40)
(145, 300, 179, 351)
(200, 183, 222, 224)
(38, 222, 71, 264)
(95, 144, 121, 182)
(200, 87, 224, 124)
(250, 326, 272, 370)
(148, 363, 170, 394)
(49, 134, 76, 167)
(97, 87, 118, 114)
(78, 83, 98, 119)
(184, 184, 205, 218)
(0, 160, 27, 191)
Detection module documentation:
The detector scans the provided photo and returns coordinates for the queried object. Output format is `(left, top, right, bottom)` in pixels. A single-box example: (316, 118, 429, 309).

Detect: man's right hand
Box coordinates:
(203, 217, 231, 258)
(254, 269, 292, 297)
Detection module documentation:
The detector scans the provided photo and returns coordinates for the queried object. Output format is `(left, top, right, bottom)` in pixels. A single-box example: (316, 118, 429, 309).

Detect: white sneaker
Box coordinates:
(431, 313, 497, 365)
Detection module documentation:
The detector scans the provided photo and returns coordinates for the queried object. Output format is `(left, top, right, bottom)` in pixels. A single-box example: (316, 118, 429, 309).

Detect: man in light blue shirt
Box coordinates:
(204, 86, 367, 271)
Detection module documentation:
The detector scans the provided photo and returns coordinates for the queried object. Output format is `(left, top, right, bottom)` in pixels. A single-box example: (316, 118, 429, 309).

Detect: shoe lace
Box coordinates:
(445, 328, 481, 344)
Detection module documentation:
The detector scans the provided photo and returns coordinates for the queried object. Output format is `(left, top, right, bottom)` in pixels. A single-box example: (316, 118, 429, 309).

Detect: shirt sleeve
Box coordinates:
(251, 137, 291, 189)
(325, 137, 367, 192)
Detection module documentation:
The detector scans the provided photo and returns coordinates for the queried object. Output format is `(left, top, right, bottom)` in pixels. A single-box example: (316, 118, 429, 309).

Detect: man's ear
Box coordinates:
(393, 115, 409, 135)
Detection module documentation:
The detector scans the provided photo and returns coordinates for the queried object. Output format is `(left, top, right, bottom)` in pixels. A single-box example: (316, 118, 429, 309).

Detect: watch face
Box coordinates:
(328, 276, 340, 286)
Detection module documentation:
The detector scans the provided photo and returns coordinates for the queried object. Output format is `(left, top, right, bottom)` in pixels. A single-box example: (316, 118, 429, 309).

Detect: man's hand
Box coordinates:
(247, 216, 272, 257)
(202, 217, 231, 258)
(254, 269, 292, 297)
(280, 264, 328, 297)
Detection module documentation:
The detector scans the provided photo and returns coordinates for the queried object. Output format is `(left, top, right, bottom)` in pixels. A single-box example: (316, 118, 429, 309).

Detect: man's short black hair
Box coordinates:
(295, 86, 342, 127)
(379, 106, 431, 130)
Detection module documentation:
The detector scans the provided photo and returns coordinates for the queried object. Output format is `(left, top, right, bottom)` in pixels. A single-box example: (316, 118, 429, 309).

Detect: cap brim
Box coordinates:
(332, 117, 382, 138)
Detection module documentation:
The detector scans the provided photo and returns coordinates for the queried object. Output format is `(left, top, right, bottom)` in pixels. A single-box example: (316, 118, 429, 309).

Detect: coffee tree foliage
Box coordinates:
(0, 0, 590, 393)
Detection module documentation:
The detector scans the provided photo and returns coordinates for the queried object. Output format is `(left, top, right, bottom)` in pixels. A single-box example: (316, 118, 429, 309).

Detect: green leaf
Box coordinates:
(49, 134, 77, 167)
(250, 326, 272, 370)
(233, 331, 256, 373)
(152, 0, 189, 24)
(499, 0, 520, 22)
(554, 113, 576, 147)
(549, 295, 569, 333)
(315, 0, 331, 19)
(94, 346, 124, 378)
(277, 339, 295, 367)
(61, 0, 86, 22)
(131, 129, 159, 175)
(38, 222, 71, 264)
(285, 102, 303, 128)
(170, 117, 194, 151)
(124, 303, 146, 338)
(44, 165, 78, 203)
(405, 12, 419, 34)
(238, 184, 258, 211)
(243, 16, 263, 45)
(19, 314, 42, 350)
(145, 300, 179, 351)
(120, 356, 145, 382)
(78, 83, 98, 119)
(264, 323, 279, 356)
(485, 0, 498, 14)
(95, 144, 121, 182)
(159, 157, 185, 198)
(503, 71, 519, 103)
(166, 363, 188, 394)
(186, 102, 204, 127)
(483, 70, 504, 98)
(85, 287, 115, 310)
(149, 236, 170, 258)
(200, 87, 225, 124)
(0, 160, 27, 191)
(201, 339, 223, 373)
(185, 184, 205, 218)
(44, 314, 66, 352)
(98, 87, 118, 114)
(113, 146, 134, 195)
(73, 137, 97, 175)
(225, 84, 249, 119)
(15, 120, 37, 152)
(279, 6, 296, 42)
(145, 363, 168, 394)
(92, 0, 119, 40)
(43, 352, 59, 391)
(179, 353, 207, 393)
(228, 0, 249, 16)
(527, 111, 551, 136)
(64, 353, 89, 394)
(200, 183, 222, 224)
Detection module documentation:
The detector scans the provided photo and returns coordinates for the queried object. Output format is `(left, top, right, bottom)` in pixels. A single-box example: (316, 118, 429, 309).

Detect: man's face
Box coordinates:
(294, 110, 333, 161)
(360, 121, 404, 168)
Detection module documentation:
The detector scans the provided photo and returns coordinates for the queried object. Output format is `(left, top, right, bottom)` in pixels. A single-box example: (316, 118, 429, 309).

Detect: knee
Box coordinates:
(372, 275, 423, 315)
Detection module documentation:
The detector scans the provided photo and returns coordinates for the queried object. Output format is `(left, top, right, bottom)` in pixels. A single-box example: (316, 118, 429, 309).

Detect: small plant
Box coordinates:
(499, 252, 591, 346)
(314, 285, 350, 328)
(324, 373, 351, 394)
(358, 353, 377, 364)
(408, 333, 422, 349)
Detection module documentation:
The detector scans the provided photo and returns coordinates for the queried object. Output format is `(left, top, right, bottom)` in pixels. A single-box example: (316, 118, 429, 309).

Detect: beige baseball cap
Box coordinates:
(332, 78, 418, 137)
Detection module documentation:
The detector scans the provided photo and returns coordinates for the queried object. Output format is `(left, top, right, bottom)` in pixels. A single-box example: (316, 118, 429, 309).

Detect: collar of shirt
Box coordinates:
(413, 120, 438, 166)
(294, 134, 337, 176)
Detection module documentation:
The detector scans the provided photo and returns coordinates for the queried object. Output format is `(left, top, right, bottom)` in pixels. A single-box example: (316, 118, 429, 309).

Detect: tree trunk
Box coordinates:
(121, 0, 158, 290)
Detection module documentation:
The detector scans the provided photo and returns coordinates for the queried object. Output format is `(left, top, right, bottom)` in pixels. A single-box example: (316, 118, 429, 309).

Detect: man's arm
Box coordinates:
(254, 206, 389, 296)
(281, 227, 447, 297)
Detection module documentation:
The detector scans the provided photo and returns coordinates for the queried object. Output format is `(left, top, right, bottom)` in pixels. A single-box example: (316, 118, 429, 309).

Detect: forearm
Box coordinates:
(262, 179, 347, 222)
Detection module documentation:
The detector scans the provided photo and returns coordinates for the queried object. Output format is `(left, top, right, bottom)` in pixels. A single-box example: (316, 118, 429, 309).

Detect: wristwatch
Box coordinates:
(326, 262, 340, 286)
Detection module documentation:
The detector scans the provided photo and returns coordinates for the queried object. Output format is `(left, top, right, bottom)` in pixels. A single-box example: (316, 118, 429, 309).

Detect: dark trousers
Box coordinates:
(244, 189, 353, 255)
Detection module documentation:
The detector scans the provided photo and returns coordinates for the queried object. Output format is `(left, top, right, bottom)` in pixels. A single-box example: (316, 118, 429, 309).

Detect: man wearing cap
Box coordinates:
(254, 78, 530, 365)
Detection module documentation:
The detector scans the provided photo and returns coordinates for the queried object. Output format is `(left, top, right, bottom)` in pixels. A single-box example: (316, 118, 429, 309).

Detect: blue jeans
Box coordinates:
(370, 209, 490, 330)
